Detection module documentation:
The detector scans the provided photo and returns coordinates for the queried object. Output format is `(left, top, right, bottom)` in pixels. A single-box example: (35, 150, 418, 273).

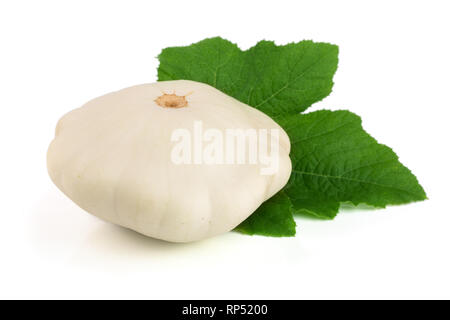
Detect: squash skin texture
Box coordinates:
(47, 80, 292, 242)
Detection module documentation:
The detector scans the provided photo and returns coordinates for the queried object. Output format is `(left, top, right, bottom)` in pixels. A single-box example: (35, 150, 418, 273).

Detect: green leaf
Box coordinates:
(279, 110, 427, 219)
(235, 192, 296, 237)
(158, 37, 338, 117)
(156, 37, 427, 236)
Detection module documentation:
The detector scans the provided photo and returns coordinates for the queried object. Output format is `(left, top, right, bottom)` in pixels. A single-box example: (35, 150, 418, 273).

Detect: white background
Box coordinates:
(1, 0, 449, 299)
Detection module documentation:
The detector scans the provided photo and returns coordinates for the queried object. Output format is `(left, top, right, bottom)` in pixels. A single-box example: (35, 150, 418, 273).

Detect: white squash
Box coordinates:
(47, 80, 292, 242)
